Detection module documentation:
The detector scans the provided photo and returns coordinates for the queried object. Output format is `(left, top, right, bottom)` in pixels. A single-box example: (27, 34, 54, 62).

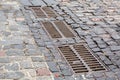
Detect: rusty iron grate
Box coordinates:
(41, 21, 75, 39)
(42, 22, 62, 38)
(29, 6, 57, 18)
(58, 46, 88, 73)
(58, 44, 106, 74)
(54, 21, 75, 38)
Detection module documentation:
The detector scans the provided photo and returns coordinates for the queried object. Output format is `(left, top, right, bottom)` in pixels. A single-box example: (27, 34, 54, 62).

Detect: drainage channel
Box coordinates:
(29, 6, 57, 18)
(58, 44, 106, 74)
(42, 21, 62, 38)
(41, 21, 76, 39)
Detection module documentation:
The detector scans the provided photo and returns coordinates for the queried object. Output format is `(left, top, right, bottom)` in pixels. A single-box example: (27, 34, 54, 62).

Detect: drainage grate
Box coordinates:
(42, 22, 62, 38)
(54, 21, 75, 38)
(73, 45, 106, 71)
(58, 46, 88, 73)
(58, 44, 106, 74)
(30, 6, 46, 18)
(42, 6, 57, 17)
(41, 21, 75, 39)
(29, 6, 57, 18)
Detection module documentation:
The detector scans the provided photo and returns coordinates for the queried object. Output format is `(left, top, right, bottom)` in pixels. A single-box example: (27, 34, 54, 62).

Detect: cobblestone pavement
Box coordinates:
(0, 0, 53, 80)
(0, 0, 120, 80)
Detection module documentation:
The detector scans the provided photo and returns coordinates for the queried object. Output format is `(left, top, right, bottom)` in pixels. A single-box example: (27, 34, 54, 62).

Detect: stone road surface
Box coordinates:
(0, 0, 120, 80)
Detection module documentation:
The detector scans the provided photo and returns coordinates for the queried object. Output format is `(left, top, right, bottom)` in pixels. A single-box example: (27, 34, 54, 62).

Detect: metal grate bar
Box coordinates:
(54, 21, 75, 38)
(29, 6, 57, 18)
(30, 6, 46, 18)
(73, 45, 106, 71)
(58, 44, 106, 74)
(58, 46, 88, 74)
(42, 22, 62, 38)
(42, 6, 57, 17)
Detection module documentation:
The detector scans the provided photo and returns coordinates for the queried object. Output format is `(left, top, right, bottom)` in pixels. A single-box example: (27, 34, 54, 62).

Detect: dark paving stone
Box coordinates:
(47, 62, 59, 72)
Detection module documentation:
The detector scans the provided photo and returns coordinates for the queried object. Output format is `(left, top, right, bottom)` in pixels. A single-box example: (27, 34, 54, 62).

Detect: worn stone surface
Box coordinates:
(0, 0, 52, 80)
(1, 0, 120, 80)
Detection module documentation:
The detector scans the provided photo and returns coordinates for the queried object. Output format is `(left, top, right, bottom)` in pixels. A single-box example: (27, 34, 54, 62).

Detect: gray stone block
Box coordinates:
(47, 62, 59, 72)
(31, 57, 44, 62)
(61, 69, 72, 76)
(6, 49, 25, 56)
(0, 57, 10, 63)
(110, 46, 120, 51)
(20, 61, 33, 69)
(5, 72, 24, 79)
(93, 27, 106, 35)
(5, 63, 19, 71)
(30, 0, 46, 6)
(20, 0, 32, 6)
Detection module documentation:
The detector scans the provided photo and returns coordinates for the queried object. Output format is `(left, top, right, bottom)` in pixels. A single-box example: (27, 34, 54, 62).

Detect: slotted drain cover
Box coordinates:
(30, 6, 46, 18)
(29, 6, 57, 18)
(58, 44, 106, 74)
(41, 21, 75, 39)
(58, 46, 88, 73)
(54, 21, 75, 38)
(42, 22, 62, 38)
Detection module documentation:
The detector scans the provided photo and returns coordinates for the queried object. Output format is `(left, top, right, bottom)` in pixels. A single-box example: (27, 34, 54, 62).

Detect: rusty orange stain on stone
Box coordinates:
(54, 73, 60, 78)
(91, 18, 101, 22)
(36, 68, 51, 76)
(0, 51, 5, 56)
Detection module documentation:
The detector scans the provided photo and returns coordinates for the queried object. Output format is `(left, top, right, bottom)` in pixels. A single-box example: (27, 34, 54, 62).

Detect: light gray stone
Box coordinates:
(30, 0, 46, 6)
(110, 46, 120, 51)
(5, 72, 24, 79)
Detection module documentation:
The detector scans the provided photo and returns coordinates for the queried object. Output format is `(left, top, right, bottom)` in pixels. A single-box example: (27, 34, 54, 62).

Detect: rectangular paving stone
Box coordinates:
(31, 57, 44, 62)
(43, 0, 58, 5)
(0, 73, 4, 79)
(5, 63, 19, 71)
(47, 62, 59, 72)
(20, 61, 33, 69)
(61, 69, 72, 76)
(4, 72, 24, 79)
(110, 46, 120, 51)
(33, 62, 46, 68)
(111, 33, 120, 40)
(0, 11, 6, 21)
(30, 0, 46, 6)
(93, 27, 106, 35)
(64, 76, 75, 80)
(54, 77, 65, 80)
(6, 49, 25, 56)
(0, 57, 10, 63)
(20, 0, 32, 6)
